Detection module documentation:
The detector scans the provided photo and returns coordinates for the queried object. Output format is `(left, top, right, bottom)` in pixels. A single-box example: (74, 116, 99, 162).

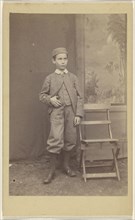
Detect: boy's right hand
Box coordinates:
(50, 96, 62, 107)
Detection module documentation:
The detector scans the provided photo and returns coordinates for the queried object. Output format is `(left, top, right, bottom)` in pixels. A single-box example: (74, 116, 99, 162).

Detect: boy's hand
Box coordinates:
(74, 116, 81, 126)
(50, 96, 62, 107)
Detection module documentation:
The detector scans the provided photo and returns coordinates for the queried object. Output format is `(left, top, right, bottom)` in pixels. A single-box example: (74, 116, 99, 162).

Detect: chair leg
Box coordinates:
(79, 150, 83, 170)
(111, 146, 120, 171)
(82, 150, 87, 182)
(112, 148, 120, 181)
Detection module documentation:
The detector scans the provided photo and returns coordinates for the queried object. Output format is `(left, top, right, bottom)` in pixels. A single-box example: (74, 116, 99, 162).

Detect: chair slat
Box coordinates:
(84, 173, 117, 179)
(81, 120, 111, 125)
(84, 103, 110, 110)
(81, 138, 119, 143)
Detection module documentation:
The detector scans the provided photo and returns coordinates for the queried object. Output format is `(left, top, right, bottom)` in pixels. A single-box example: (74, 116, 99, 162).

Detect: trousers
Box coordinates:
(47, 105, 77, 154)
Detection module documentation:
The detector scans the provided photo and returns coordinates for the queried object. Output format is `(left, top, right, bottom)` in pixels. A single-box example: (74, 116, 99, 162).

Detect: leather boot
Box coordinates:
(44, 153, 57, 184)
(63, 151, 76, 177)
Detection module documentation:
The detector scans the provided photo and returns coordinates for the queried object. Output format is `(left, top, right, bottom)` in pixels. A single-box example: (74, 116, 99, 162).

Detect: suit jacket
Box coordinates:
(39, 71, 84, 117)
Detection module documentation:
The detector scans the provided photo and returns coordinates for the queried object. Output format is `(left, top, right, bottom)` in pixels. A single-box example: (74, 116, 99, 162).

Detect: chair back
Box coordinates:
(79, 103, 113, 141)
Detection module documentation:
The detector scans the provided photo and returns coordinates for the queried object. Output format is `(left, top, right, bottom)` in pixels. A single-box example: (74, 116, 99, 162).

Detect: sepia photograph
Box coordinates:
(9, 12, 127, 196)
(3, 2, 133, 218)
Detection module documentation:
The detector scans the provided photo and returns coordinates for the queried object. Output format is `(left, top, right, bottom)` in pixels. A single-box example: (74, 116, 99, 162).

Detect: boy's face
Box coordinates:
(52, 53, 68, 70)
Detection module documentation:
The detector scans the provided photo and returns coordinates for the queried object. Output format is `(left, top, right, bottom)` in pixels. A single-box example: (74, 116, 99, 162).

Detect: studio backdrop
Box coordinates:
(10, 14, 127, 161)
(10, 14, 76, 160)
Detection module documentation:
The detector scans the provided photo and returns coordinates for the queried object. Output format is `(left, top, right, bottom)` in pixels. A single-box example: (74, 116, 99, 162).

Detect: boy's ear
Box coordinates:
(52, 58, 56, 64)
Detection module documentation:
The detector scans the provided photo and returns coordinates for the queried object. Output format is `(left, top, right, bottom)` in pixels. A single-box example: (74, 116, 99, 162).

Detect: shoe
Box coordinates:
(63, 150, 76, 177)
(44, 171, 55, 184)
(44, 153, 57, 184)
(64, 167, 76, 177)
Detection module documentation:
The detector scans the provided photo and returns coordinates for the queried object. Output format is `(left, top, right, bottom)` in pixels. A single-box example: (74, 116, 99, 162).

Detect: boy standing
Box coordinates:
(39, 47, 83, 184)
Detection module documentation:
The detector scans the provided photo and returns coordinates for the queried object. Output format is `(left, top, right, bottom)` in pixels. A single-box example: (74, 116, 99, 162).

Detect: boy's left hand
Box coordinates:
(74, 116, 81, 126)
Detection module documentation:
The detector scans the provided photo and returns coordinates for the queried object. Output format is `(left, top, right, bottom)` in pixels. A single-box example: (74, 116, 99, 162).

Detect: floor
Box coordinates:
(9, 155, 128, 196)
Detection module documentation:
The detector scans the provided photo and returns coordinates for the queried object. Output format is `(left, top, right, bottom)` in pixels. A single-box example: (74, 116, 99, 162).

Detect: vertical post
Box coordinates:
(107, 109, 113, 139)
(75, 15, 85, 98)
(75, 14, 86, 140)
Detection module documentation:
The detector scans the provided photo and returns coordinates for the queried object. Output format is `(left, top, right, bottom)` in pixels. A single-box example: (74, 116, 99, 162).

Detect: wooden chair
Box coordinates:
(79, 104, 120, 182)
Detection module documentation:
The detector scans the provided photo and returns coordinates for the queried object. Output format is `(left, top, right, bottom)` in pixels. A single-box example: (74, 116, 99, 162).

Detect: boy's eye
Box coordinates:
(58, 58, 67, 60)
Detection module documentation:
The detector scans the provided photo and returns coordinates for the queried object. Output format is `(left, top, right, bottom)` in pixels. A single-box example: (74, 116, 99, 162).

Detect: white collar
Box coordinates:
(55, 69, 68, 75)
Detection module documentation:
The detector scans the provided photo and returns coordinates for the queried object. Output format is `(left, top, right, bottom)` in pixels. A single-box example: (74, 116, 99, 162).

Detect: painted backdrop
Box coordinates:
(84, 14, 127, 104)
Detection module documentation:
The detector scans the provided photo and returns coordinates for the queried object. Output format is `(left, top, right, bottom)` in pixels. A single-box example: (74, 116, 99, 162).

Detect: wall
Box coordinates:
(10, 14, 76, 160)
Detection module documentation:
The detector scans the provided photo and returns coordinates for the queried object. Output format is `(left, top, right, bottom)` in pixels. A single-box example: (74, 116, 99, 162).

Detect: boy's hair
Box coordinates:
(52, 47, 68, 60)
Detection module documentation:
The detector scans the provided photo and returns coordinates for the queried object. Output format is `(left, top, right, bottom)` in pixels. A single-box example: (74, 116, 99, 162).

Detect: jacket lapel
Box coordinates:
(51, 73, 63, 97)
(64, 73, 76, 112)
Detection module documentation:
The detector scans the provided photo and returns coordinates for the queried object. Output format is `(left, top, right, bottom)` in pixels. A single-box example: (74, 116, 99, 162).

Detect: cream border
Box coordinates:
(3, 2, 133, 217)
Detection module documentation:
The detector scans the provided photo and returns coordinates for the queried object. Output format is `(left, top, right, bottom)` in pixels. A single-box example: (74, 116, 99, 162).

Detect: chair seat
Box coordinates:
(81, 138, 119, 143)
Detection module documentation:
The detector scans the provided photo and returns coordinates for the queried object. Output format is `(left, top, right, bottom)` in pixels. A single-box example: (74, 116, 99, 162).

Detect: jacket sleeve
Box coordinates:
(74, 76, 84, 118)
(39, 75, 52, 106)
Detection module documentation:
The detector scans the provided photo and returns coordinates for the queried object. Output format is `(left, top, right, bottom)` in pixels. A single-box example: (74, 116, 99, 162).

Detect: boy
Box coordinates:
(39, 47, 83, 184)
